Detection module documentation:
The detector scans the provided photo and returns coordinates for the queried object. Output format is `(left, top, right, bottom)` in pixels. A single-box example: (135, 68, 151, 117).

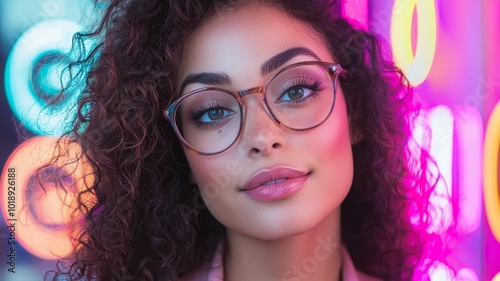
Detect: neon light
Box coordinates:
(456, 268, 479, 281)
(4, 19, 82, 136)
(493, 272, 500, 281)
(342, 0, 368, 30)
(0, 136, 94, 259)
(428, 266, 479, 281)
(390, 0, 437, 86)
(484, 101, 500, 243)
(427, 106, 454, 233)
(409, 112, 428, 161)
(456, 108, 483, 233)
(428, 262, 453, 281)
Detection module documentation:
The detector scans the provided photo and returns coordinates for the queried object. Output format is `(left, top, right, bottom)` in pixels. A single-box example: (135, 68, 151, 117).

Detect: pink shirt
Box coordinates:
(181, 244, 381, 281)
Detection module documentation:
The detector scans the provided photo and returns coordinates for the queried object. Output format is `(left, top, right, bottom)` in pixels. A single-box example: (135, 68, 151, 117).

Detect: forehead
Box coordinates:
(179, 3, 334, 87)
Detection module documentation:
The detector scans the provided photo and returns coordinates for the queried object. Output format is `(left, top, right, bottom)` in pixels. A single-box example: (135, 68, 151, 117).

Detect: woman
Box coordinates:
(47, 0, 443, 280)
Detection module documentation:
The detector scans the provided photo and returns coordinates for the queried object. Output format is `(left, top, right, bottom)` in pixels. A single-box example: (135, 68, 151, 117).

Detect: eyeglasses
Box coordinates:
(164, 61, 345, 155)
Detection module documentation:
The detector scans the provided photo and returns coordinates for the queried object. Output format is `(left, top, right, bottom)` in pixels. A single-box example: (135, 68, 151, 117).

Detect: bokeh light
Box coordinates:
(4, 19, 82, 136)
(1, 136, 94, 259)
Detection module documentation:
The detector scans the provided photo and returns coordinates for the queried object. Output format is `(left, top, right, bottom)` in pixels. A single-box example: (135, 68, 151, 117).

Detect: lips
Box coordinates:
(241, 167, 310, 202)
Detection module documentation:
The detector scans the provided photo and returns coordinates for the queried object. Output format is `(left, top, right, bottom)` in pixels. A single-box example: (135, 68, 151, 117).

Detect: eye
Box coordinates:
(276, 77, 325, 104)
(280, 87, 312, 102)
(199, 107, 234, 122)
(187, 103, 236, 129)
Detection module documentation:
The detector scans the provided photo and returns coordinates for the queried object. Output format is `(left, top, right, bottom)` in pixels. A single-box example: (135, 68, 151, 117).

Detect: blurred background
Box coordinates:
(1, 0, 499, 280)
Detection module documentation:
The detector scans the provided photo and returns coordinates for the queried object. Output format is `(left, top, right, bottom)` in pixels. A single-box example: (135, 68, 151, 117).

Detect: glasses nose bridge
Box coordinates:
(237, 86, 265, 99)
(236, 85, 268, 111)
(236, 85, 279, 125)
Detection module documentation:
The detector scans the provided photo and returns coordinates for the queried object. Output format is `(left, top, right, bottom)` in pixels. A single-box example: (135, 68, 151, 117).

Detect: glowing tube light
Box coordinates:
(429, 262, 453, 281)
(456, 268, 479, 281)
(390, 0, 437, 86)
(427, 105, 453, 233)
(484, 102, 500, 243)
(455, 108, 483, 233)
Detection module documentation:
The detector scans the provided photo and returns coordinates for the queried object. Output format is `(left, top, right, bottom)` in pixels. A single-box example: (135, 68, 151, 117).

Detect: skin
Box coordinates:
(178, 2, 355, 280)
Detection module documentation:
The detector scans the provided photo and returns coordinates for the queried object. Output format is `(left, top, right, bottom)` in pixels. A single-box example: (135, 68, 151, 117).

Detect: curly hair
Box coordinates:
(44, 0, 443, 280)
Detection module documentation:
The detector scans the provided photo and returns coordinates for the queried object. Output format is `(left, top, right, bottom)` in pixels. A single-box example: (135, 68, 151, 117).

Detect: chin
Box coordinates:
(233, 207, 339, 241)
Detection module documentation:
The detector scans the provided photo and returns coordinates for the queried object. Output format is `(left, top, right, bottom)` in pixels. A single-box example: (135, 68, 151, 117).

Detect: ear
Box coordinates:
(189, 173, 198, 184)
(350, 128, 364, 144)
(349, 119, 364, 145)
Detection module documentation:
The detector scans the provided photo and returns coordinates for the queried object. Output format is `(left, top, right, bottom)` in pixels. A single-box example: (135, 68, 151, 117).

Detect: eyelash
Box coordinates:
(182, 75, 325, 129)
(186, 101, 227, 129)
(278, 76, 326, 103)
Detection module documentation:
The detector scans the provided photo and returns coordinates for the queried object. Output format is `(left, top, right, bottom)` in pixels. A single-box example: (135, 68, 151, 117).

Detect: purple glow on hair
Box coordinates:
(341, 0, 368, 30)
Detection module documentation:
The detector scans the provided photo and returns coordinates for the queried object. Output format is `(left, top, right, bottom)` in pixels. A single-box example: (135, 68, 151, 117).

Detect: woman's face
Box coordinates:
(178, 3, 354, 240)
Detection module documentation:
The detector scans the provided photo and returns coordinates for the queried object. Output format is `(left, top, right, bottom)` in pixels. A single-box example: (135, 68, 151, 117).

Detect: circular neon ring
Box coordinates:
(0, 136, 94, 259)
(4, 19, 82, 136)
(391, 0, 437, 86)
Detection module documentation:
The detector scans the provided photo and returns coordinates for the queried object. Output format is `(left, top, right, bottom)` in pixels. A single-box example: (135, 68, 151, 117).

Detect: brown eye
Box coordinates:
(285, 87, 305, 100)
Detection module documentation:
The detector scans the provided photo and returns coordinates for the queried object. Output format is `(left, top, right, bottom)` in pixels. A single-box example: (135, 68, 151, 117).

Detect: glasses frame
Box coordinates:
(164, 61, 346, 155)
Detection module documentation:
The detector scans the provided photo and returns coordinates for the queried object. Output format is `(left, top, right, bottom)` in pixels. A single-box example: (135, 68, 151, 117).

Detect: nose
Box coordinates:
(240, 97, 286, 157)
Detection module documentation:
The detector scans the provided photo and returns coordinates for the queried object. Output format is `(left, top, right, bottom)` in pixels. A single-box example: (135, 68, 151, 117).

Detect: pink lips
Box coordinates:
(241, 167, 310, 202)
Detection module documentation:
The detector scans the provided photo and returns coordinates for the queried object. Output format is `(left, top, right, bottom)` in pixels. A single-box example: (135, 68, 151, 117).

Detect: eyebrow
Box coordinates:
(179, 47, 321, 93)
(260, 47, 321, 76)
(179, 72, 232, 94)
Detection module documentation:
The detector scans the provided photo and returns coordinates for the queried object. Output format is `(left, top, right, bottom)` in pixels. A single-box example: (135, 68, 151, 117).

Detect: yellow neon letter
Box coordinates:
(484, 101, 500, 243)
(391, 0, 437, 86)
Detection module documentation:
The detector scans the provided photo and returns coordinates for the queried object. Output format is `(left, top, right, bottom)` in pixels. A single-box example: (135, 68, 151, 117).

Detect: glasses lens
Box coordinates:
(174, 90, 241, 154)
(265, 64, 335, 130)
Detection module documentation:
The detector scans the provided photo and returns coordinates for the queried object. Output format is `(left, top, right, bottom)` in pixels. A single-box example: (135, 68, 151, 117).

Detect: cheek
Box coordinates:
(320, 115, 353, 172)
(307, 95, 354, 198)
(185, 153, 249, 232)
(185, 152, 241, 204)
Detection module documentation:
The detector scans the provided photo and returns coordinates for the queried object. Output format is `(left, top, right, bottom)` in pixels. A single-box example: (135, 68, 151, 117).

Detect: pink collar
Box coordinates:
(182, 243, 379, 281)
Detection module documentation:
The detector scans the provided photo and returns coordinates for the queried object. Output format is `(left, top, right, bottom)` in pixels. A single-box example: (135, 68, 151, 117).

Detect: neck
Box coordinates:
(224, 210, 342, 281)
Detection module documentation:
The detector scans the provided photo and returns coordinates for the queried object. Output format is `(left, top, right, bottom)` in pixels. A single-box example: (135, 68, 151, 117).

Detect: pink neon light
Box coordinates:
(342, 0, 368, 30)
(427, 105, 454, 233)
(484, 0, 500, 116)
(456, 268, 479, 281)
(456, 108, 483, 234)
(429, 262, 454, 280)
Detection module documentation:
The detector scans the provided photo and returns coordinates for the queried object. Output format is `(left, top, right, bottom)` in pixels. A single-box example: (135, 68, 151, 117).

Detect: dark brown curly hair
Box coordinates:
(44, 0, 444, 280)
